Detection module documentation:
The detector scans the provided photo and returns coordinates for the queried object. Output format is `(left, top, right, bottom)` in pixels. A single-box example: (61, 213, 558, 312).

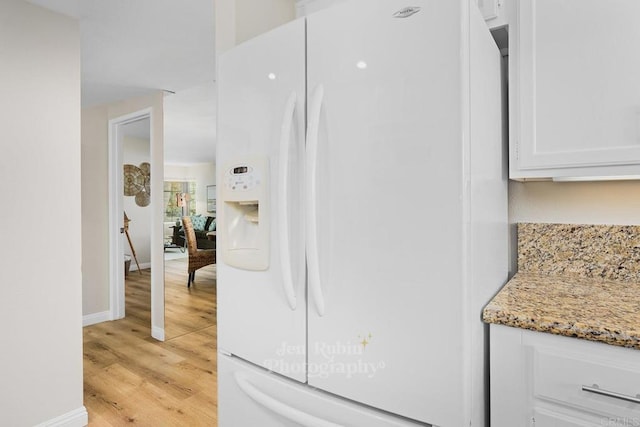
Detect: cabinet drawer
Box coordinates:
(533, 346, 640, 418)
(533, 407, 602, 427)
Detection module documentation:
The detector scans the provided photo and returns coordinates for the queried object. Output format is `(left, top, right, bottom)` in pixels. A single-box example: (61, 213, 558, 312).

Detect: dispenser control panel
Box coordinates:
(219, 157, 269, 271)
(224, 164, 261, 192)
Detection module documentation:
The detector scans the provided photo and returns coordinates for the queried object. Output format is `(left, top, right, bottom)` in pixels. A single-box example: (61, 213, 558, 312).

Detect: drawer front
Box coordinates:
(533, 345, 640, 418)
(533, 406, 602, 427)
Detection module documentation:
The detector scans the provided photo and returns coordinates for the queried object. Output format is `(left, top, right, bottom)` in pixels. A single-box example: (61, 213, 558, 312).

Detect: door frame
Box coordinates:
(108, 107, 165, 340)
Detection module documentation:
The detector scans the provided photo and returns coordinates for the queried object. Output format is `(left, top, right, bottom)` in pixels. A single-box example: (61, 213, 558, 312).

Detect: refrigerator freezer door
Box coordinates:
(217, 19, 307, 382)
(306, 0, 472, 424)
(219, 354, 427, 427)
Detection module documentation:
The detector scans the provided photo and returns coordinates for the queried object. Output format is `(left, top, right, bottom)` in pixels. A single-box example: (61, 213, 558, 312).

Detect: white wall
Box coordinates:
(508, 180, 640, 273)
(215, 0, 296, 53)
(123, 136, 152, 268)
(192, 163, 217, 216)
(236, 0, 295, 44)
(509, 180, 640, 225)
(82, 103, 111, 318)
(215, 0, 236, 53)
(0, 1, 86, 425)
(81, 93, 164, 336)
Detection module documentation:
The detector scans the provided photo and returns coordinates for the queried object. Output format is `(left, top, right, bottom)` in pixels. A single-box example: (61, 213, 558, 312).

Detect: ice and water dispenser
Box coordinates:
(220, 158, 269, 271)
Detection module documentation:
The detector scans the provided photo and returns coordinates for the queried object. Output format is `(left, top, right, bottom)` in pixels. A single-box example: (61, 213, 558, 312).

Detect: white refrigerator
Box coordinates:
(216, 0, 507, 426)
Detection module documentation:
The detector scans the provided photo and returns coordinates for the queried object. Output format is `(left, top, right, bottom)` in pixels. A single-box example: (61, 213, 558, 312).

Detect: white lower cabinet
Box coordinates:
(490, 325, 640, 427)
(532, 407, 602, 427)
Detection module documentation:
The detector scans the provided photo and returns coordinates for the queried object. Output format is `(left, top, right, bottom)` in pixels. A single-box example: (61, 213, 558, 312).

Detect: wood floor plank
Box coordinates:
(162, 332, 217, 372)
(83, 258, 217, 426)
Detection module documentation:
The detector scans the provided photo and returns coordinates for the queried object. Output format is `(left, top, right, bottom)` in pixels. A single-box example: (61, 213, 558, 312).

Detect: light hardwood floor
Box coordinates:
(83, 258, 218, 426)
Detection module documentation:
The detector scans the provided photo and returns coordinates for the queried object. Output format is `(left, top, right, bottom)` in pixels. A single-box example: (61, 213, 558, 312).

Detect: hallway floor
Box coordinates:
(83, 259, 217, 426)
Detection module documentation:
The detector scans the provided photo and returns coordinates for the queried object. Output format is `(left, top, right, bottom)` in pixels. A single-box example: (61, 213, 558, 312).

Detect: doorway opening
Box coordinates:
(108, 108, 164, 340)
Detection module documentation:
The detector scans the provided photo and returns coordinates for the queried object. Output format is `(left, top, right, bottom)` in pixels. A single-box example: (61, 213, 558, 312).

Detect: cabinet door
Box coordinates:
(512, 0, 640, 178)
(491, 325, 640, 427)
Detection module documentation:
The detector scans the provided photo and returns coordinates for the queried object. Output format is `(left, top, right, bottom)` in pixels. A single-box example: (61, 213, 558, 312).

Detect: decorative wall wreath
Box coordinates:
(123, 162, 151, 207)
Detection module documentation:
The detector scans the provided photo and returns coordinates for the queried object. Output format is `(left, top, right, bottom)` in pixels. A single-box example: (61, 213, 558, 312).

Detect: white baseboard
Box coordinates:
(151, 326, 165, 341)
(35, 407, 88, 427)
(129, 261, 151, 271)
(82, 310, 111, 327)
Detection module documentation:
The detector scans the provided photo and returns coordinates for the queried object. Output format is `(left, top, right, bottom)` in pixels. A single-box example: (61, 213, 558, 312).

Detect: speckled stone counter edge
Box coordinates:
(484, 223, 640, 350)
(483, 272, 640, 350)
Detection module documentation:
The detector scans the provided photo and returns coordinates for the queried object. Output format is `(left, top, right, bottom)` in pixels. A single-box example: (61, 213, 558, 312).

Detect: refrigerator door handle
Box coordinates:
(279, 92, 298, 311)
(234, 372, 342, 427)
(306, 85, 326, 317)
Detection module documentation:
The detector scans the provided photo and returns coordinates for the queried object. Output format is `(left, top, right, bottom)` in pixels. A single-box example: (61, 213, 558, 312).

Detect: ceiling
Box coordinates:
(27, 0, 217, 165)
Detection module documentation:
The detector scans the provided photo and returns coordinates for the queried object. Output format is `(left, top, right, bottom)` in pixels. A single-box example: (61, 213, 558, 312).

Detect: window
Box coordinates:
(163, 181, 196, 222)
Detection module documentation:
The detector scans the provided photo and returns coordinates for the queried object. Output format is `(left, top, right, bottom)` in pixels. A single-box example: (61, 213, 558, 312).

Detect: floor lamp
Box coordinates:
(177, 192, 191, 218)
(123, 211, 142, 275)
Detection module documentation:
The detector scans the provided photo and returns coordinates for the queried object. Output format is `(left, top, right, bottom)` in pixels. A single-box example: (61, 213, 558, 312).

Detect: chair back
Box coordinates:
(181, 216, 199, 255)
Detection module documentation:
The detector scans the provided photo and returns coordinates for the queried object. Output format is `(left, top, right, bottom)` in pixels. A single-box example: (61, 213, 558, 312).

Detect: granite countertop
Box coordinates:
(483, 223, 640, 349)
(483, 271, 640, 349)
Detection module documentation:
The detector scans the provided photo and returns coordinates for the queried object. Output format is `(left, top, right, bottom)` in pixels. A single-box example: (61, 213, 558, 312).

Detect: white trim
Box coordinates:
(82, 311, 111, 327)
(107, 115, 124, 321)
(151, 326, 165, 341)
(35, 407, 88, 427)
(108, 102, 165, 343)
(108, 108, 153, 322)
(148, 109, 166, 341)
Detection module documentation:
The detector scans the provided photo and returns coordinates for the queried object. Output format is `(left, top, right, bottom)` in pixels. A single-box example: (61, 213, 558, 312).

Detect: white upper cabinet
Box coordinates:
(510, 0, 640, 180)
